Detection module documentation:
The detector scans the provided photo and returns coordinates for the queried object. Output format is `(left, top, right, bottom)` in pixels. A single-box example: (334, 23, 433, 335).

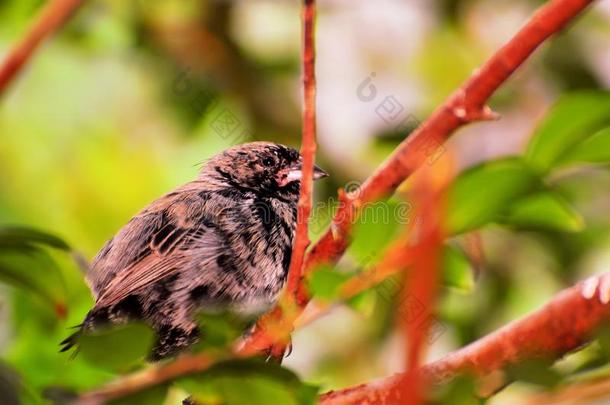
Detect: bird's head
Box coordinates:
(201, 142, 328, 198)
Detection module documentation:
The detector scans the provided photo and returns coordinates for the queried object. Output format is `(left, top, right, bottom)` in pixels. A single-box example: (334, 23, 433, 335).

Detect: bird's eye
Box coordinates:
(262, 157, 274, 167)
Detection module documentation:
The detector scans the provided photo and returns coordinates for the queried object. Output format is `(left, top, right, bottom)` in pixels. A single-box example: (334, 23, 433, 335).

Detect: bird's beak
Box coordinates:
(280, 163, 329, 186)
(313, 164, 329, 180)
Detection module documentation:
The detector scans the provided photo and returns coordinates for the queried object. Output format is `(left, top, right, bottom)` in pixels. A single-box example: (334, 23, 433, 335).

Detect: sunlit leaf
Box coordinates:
(178, 359, 318, 405)
(442, 245, 475, 292)
(559, 127, 610, 166)
(566, 362, 610, 384)
(525, 91, 610, 172)
(501, 192, 584, 232)
(346, 289, 377, 318)
(79, 323, 155, 373)
(306, 266, 351, 302)
(348, 199, 408, 263)
(445, 158, 539, 234)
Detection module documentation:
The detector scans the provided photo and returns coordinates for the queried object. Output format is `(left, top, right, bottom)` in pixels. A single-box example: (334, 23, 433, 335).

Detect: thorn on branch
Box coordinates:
(330, 223, 341, 241)
(480, 105, 502, 121)
(451, 105, 501, 123)
(329, 189, 357, 242)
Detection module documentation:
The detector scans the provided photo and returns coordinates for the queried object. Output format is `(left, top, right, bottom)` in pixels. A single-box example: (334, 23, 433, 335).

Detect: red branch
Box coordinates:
(0, 0, 84, 95)
(241, 0, 597, 353)
(399, 167, 448, 405)
(286, 0, 317, 298)
(78, 352, 215, 404)
(237, 0, 319, 360)
(319, 276, 610, 404)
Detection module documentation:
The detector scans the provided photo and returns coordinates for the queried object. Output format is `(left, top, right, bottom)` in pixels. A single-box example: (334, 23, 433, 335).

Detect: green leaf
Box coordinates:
(506, 360, 563, 388)
(428, 374, 481, 405)
(0, 246, 68, 314)
(445, 158, 539, 234)
(79, 323, 155, 373)
(348, 199, 408, 263)
(178, 359, 318, 405)
(0, 226, 70, 250)
(559, 126, 610, 166)
(525, 91, 610, 172)
(346, 289, 377, 318)
(0, 226, 71, 315)
(442, 245, 474, 292)
(306, 266, 351, 302)
(501, 192, 584, 232)
(596, 325, 610, 360)
(192, 311, 251, 352)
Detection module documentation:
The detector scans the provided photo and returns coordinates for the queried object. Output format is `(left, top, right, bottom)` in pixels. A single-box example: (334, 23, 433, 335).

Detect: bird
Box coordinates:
(61, 142, 328, 360)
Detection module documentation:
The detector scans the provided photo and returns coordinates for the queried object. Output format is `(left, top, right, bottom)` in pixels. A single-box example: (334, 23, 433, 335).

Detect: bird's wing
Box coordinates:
(88, 191, 226, 307)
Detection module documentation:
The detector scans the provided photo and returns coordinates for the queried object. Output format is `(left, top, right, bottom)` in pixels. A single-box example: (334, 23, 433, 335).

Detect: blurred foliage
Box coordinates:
(427, 374, 482, 405)
(1, 0, 610, 404)
(192, 311, 254, 353)
(178, 359, 318, 405)
(445, 158, 540, 234)
(0, 362, 22, 405)
(78, 323, 154, 373)
(525, 91, 610, 172)
(0, 227, 70, 314)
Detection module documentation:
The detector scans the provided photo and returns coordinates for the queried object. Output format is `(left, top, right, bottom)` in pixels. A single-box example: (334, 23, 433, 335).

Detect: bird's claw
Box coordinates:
(263, 338, 292, 364)
(285, 339, 293, 358)
(581, 274, 610, 304)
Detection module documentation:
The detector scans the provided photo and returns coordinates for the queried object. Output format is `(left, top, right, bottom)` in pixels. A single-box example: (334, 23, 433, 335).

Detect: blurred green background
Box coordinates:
(1, 0, 610, 404)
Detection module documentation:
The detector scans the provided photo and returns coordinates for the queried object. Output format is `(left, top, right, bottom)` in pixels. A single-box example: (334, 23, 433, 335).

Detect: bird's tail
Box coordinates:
(59, 309, 98, 356)
(59, 325, 82, 358)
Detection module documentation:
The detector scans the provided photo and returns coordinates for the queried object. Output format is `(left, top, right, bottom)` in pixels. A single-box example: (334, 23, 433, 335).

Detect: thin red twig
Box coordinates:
(236, 0, 319, 359)
(400, 166, 449, 405)
(286, 0, 317, 298)
(0, 0, 84, 95)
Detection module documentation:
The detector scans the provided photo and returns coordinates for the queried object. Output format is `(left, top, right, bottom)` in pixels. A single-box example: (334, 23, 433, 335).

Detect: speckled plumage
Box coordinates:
(61, 142, 327, 360)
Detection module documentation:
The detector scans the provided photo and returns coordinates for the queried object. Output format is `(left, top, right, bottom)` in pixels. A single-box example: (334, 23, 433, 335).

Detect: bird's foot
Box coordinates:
(264, 338, 292, 364)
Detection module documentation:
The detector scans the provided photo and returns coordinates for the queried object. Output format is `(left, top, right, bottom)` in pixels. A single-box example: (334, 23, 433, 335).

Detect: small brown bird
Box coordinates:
(62, 142, 327, 359)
